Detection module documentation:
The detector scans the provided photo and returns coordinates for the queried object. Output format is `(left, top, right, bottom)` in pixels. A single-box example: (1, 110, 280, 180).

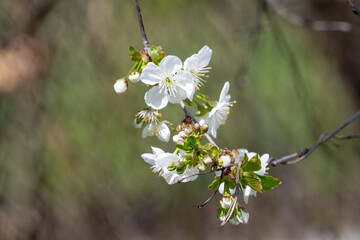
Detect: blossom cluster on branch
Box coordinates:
(114, 45, 281, 225)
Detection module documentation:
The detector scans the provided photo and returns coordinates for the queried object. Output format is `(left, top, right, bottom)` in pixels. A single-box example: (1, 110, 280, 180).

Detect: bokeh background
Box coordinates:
(0, 0, 360, 239)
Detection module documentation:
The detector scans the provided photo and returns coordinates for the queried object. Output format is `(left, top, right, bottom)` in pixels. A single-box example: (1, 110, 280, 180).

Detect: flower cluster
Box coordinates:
(114, 45, 281, 225)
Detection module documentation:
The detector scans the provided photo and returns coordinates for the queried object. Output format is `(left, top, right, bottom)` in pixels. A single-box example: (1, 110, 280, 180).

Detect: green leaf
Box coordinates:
(184, 136, 198, 149)
(243, 173, 262, 193)
(242, 154, 261, 172)
(208, 177, 221, 190)
(129, 46, 135, 51)
(257, 175, 282, 192)
(176, 144, 189, 151)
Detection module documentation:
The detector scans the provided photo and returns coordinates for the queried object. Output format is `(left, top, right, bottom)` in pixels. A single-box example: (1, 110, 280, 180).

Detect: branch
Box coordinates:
(270, 109, 360, 166)
(221, 157, 243, 226)
(348, 0, 360, 17)
(180, 101, 219, 148)
(134, 0, 150, 54)
(265, 0, 354, 32)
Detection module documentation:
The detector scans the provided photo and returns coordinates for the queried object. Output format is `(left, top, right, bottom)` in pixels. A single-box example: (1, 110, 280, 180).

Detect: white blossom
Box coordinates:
(140, 55, 195, 110)
(229, 209, 249, 225)
(219, 155, 232, 167)
(220, 196, 233, 209)
(198, 81, 234, 138)
(141, 147, 199, 185)
(114, 79, 127, 94)
(129, 71, 140, 83)
(240, 150, 270, 204)
(218, 149, 270, 204)
(184, 45, 212, 89)
(135, 109, 170, 142)
(142, 122, 170, 142)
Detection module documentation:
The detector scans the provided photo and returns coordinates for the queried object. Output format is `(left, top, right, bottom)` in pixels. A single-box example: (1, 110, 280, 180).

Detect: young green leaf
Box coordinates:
(257, 175, 282, 191)
(208, 177, 221, 190)
(243, 173, 262, 193)
(242, 154, 261, 172)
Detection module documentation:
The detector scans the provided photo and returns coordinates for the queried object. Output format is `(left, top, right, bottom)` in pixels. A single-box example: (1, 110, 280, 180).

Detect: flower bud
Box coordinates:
(220, 195, 233, 209)
(133, 118, 143, 128)
(193, 123, 200, 132)
(219, 155, 232, 167)
(173, 134, 180, 143)
(141, 52, 149, 63)
(211, 164, 218, 172)
(197, 162, 206, 171)
(128, 71, 140, 83)
(203, 155, 212, 165)
(167, 162, 177, 171)
(201, 124, 209, 133)
(178, 131, 188, 139)
(114, 78, 127, 94)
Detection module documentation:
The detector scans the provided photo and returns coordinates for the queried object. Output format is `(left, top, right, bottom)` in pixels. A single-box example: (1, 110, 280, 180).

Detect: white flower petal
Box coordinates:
(156, 123, 170, 142)
(156, 153, 180, 169)
(140, 63, 163, 85)
(238, 210, 249, 224)
(168, 85, 188, 104)
(141, 153, 156, 166)
(197, 45, 212, 67)
(183, 54, 197, 71)
(144, 86, 169, 110)
(219, 182, 236, 195)
(151, 146, 165, 156)
(159, 55, 182, 75)
(142, 124, 152, 139)
(219, 81, 230, 103)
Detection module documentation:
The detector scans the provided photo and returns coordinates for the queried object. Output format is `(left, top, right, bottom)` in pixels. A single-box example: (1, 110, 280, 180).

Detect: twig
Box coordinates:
(134, 0, 150, 54)
(180, 101, 219, 148)
(265, 0, 353, 32)
(333, 133, 360, 140)
(178, 170, 213, 183)
(270, 109, 360, 166)
(221, 157, 243, 226)
(198, 170, 224, 208)
(348, 0, 360, 17)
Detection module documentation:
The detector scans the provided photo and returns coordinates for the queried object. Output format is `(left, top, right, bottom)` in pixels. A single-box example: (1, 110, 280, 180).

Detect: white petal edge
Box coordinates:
(144, 86, 169, 110)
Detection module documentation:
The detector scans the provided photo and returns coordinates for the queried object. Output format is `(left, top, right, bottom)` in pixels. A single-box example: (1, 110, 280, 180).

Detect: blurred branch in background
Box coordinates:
(0, 0, 57, 92)
(347, 0, 360, 17)
(270, 109, 360, 166)
(266, 0, 354, 32)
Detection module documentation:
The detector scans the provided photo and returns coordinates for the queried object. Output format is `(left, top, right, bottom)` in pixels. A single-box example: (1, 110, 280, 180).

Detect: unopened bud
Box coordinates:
(114, 78, 128, 94)
(220, 195, 233, 209)
(203, 155, 212, 165)
(128, 71, 140, 83)
(176, 124, 183, 132)
(167, 162, 177, 171)
(176, 162, 186, 174)
(194, 123, 200, 132)
(141, 52, 149, 63)
(178, 131, 188, 139)
(184, 128, 192, 134)
(211, 164, 218, 172)
(197, 162, 206, 171)
(201, 124, 209, 133)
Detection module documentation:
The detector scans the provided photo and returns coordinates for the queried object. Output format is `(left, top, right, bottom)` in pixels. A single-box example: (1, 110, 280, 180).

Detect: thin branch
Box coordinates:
(198, 170, 224, 208)
(348, 0, 360, 17)
(265, 0, 354, 32)
(333, 133, 360, 140)
(270, 109, 360, 166)
(134, 0, 150, 54)
(221, 157, 243, 226)
(180, 101, 219, 148)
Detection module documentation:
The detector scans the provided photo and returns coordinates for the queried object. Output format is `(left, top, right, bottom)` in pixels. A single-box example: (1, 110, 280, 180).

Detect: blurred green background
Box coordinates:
(0, 0, 359, 239)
